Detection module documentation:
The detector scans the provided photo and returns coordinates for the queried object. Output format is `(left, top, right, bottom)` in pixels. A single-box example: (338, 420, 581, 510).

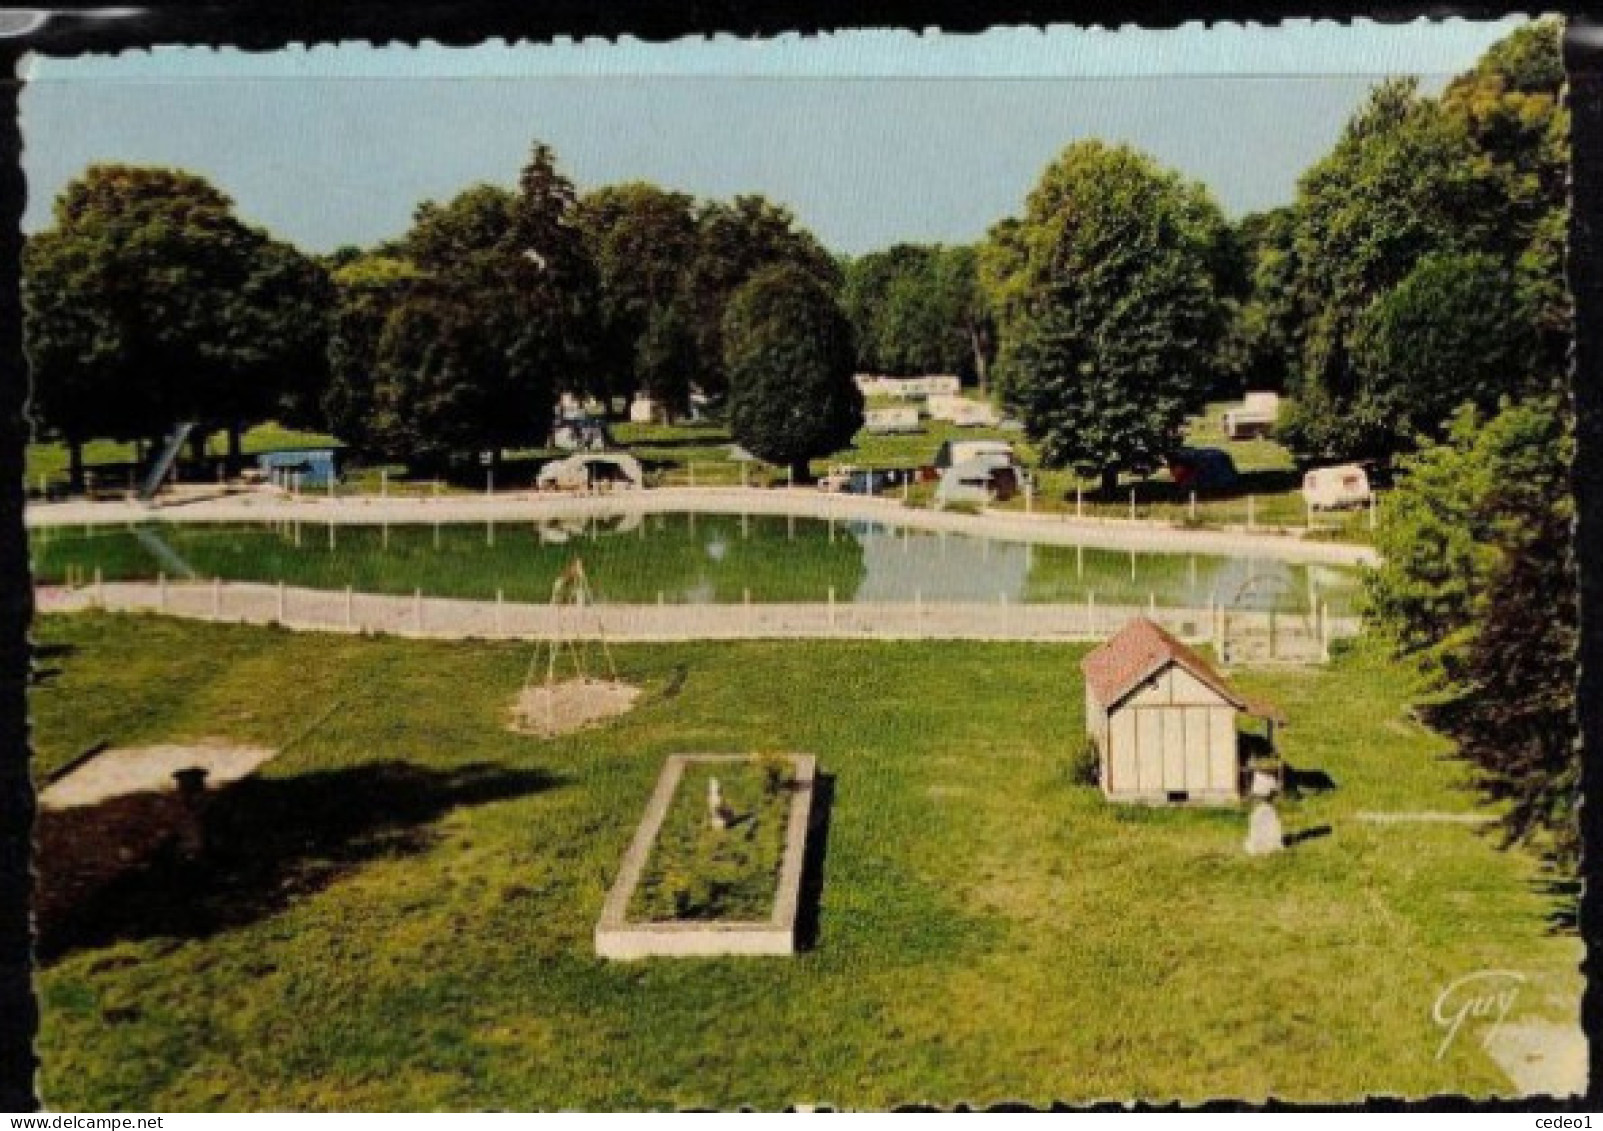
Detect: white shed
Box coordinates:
(1082, 618, 1281, 805)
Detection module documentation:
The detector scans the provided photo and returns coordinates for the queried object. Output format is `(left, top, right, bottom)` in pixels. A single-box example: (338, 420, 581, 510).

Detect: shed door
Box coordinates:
(1135, 710, 1164, 793)
(1161, 710, 1187, 790)
(1184, 707, 1212, 791)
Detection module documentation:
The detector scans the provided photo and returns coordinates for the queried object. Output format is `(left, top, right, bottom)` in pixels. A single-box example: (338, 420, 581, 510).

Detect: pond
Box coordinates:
(29, 512, 1361, 614)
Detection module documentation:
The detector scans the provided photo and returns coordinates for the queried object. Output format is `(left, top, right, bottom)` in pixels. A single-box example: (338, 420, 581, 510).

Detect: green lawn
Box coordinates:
(25, 423, 342, 493)
(29, 613, 1576, 1108)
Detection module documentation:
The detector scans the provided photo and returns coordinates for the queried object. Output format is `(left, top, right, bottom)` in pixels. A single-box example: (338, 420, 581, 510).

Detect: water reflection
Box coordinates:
(30, 513, 1359, 613)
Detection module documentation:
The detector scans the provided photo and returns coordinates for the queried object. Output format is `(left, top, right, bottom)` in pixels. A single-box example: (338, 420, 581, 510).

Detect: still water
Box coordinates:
(30, 512, 1360, 613)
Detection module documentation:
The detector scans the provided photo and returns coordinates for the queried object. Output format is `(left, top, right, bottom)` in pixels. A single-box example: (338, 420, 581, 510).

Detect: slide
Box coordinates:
(138, 422, 195, 503)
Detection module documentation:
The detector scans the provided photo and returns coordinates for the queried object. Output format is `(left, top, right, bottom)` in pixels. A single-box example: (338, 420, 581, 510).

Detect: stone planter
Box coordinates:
(595, 753, 817, 960)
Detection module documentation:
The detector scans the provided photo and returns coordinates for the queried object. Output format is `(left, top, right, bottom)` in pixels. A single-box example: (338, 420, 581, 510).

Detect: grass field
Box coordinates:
(29, 613, 1577, 1108)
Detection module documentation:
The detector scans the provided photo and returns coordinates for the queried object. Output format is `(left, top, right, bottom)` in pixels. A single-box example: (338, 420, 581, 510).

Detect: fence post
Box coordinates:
(1076, 485, 1083, 519)
(94, 567, 104, 608)
(788, 465, 795, 490)
(1129, 487, 1136, 521)
(414, 588, 424, 633)
(381, 468, 388, 498)
(277, 580, 286, 623)
(294, 521, 302, 548)
(1149, 592, 1156, 617)
(328, 523, 336, 552)
(1189, 491, 1197, 520)
(903, 476, 909, 502)
(157, 572, 167, 612)
(1026, 481, 1034, 515)
(327, 475, 334, 500)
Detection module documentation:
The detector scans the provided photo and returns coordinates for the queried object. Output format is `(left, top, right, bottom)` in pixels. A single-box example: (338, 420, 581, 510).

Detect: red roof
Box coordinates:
(1082, 617, 1250, 712)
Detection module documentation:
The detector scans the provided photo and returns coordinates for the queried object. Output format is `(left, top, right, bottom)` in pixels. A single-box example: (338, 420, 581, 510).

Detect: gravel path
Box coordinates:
(24, 486, 1377, 566)
(38, 579, 1354, 655)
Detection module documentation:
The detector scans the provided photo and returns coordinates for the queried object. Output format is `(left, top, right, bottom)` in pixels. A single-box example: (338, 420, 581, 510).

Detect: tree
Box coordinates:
(324, 253, 422, 454)
(23, 164, 330, 487)
(1365, 398, 1577, 866)
(574, 183, 701, 416)
(1279, 22, 1568, 464)
(1349, 252, 1537, 446)
(841, 244, 991, 384)
(723, 264, 862, 482)
(984, 141, 1227, 493)
(368, 143, 599, 467)
(685, 195, 839, 403)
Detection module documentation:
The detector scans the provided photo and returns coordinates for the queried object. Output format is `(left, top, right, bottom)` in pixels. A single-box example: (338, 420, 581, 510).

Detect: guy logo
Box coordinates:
(1433, 969, 1527, 1061)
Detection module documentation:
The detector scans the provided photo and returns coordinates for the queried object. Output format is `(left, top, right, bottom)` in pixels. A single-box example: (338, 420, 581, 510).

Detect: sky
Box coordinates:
(19, 18, 1530, 255)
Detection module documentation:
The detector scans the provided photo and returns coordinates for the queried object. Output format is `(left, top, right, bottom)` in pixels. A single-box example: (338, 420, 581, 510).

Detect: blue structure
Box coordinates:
(1167, 447, 1239, 491)
(257, 448, 342, 488)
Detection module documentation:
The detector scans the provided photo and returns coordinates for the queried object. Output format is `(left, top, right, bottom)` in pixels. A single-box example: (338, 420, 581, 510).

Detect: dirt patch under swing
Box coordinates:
(510, 679, 641, 737)
(40, 739, 278, 809)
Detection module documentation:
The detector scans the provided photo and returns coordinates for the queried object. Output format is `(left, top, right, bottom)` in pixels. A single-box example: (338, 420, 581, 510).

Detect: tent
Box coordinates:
(537, 453, 644, 492)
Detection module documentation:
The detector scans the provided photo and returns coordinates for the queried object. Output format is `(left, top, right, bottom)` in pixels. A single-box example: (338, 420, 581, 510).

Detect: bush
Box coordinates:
(756, 752, 794, 796)
(1069, 739, 1101, 787)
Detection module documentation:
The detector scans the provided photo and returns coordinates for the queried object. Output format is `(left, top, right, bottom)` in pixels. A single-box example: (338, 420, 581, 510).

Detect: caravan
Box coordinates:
(1302, 463, 1372, 510)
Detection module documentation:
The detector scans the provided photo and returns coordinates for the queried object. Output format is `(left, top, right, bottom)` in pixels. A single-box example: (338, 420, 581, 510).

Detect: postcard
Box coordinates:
(13, 15, 1585, 1109)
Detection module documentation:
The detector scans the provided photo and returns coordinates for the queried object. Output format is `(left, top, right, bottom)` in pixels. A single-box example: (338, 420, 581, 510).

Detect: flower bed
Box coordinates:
(596, 753, 817, 959)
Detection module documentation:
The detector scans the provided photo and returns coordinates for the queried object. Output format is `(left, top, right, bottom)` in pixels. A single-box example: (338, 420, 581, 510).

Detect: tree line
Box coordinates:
(25, 147, 860, 487)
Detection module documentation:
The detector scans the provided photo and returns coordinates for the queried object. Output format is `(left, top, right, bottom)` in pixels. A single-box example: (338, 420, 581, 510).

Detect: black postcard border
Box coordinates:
(0, 1, 1596, 1113)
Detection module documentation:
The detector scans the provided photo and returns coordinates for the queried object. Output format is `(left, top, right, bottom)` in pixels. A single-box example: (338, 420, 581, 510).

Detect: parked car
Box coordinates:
(865, 406, 922, 434)
(819, 465, 912, 495)
(935, 457, 1019, 507)
(1223, 391, 1281, 440)
(1167, 447, 1239, 491)
(933, 439, 1015, 470)
(927, 394, 1000, 427)
(1302, 463, 1372, 510)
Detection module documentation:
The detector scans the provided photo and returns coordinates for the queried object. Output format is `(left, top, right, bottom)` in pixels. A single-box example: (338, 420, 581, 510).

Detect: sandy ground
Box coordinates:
(1485, 1020, 1589, 1097)
(41, 739, 277, 809)
(23, 486, 1376, 566)
(510, 679, 640, 737)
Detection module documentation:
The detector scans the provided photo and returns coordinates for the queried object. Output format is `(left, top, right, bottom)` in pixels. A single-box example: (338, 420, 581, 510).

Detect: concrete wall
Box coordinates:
(595, 753, 818, 960)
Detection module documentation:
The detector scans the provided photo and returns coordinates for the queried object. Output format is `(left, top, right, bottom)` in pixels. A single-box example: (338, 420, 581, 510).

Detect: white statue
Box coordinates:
(708, 777, 730, 829)
(1245, 802, 1284, 856)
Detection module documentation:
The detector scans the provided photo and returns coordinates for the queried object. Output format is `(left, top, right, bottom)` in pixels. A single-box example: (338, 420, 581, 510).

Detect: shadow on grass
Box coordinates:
(1537, 874, 1580, 935)
(1282, 761, 1338, 797)
(795, 772, 836, 953)
(34, 760, 562, 962)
